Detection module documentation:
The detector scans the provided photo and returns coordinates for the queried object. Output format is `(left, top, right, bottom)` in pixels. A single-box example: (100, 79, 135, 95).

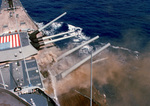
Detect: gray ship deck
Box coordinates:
(0, 31, 37, 62)
(0, 59, 43, 90)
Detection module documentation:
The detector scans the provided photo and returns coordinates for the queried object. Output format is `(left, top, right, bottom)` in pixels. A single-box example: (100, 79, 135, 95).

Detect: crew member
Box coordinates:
(8, 0, 13, 9)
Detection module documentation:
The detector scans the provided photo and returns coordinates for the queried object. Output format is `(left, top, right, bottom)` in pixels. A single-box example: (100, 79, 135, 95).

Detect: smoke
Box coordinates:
(36, 40, 150, 106)
(55, 63, 91, 95)
(36, 22, 150, 105)
(39, 43, 150, 105)
(121, 28, 149, 53)
(45, 47, 150, 106)
(93, 51, 150, 106)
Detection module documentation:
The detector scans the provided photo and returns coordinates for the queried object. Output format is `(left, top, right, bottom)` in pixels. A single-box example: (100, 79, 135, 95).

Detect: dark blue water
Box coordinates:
(20, 0, 150, 52)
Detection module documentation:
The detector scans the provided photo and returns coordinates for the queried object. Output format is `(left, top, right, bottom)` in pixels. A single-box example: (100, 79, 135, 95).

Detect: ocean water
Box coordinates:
(1, 0, 150, 105)
(20, 0, 150, 52)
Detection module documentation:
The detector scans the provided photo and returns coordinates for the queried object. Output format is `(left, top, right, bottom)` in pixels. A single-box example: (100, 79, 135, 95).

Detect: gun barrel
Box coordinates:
(41, 30, 75, 41)
(39, 12, 67, 31)
(43, 35, 76, 45)
(56, 43, 110, 80)
(57, 36, 99, 61)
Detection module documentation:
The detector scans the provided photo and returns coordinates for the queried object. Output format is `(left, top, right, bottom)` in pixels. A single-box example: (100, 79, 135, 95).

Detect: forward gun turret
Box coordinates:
(28, 12, 78, 50)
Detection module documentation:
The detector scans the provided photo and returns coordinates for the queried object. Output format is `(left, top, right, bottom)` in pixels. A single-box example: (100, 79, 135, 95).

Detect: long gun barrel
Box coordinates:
(29, 12, 67, 41)
(39, 12, 67, 31)
(56, 43, 111, 80)
(40, 34, 76, 46)
(57, 36, 99, 61)
(38, 30, 76, 41)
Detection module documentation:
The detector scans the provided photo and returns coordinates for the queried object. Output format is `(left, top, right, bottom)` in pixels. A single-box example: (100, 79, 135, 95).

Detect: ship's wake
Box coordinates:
(36, 22, 150, 106)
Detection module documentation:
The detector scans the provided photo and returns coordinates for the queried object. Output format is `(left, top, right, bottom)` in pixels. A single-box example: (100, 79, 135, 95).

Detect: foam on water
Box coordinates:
(99, 42, 139, 59)
(36, 21, 92, 53)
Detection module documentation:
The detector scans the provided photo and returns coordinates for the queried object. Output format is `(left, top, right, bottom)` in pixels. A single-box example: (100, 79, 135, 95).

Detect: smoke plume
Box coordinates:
(47, 48, 150, 106)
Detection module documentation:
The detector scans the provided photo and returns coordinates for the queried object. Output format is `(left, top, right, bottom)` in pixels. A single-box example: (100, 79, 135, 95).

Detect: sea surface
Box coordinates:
(1, 0, 150, 105)
(20, 0, 150, 52)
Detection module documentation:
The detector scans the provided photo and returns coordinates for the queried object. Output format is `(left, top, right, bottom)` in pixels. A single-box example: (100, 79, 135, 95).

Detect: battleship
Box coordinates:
(0, 0, 110, 105)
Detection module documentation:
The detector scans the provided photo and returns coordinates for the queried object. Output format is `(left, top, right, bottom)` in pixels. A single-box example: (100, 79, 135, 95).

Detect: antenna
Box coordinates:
(90, 51, 92, 106)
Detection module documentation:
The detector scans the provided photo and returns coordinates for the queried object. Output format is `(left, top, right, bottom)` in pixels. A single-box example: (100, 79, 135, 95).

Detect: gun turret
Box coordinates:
(31, 34, 76, 50)
(29, 12, 67, 42)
